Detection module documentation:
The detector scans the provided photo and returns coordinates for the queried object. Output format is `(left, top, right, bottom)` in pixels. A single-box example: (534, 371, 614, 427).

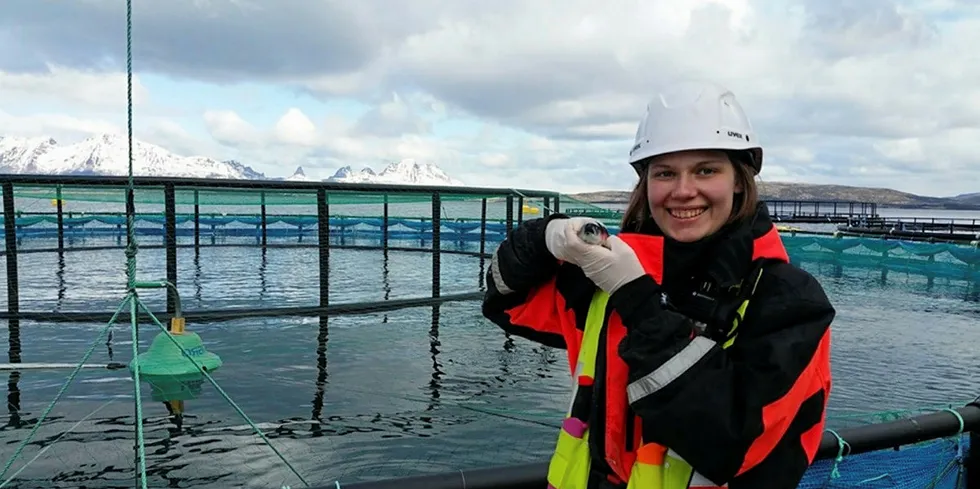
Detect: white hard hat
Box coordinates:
(628, 80, 763, 174)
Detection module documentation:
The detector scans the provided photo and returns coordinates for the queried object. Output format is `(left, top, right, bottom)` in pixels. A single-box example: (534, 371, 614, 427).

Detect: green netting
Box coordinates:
(553, 194, 605, 209)
(782, 234, 980, 266)
(5, 183, 558, 206)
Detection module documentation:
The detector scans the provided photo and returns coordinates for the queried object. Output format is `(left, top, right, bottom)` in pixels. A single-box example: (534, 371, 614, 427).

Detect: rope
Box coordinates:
(509, 189, 556, 214)
(931, 408, 967, 488)
(825, 428, 850, 480)
(0, 399, 115, 488)
(0, 300, 129, 483)
(942, 407, 965, 434)
(124, 2, 149, 487)
(124, 0, 137, 291)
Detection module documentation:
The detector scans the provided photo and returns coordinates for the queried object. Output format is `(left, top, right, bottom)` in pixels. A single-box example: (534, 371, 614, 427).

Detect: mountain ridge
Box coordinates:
(0, 133, 267, 179)
(0, 133, 463, 187)
(571, 182, 980, 209)
(326, 159, 464, 186)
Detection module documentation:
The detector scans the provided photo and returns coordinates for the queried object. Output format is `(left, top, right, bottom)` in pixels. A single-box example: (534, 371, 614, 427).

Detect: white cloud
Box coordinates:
(3, 0, 980, 195)
(0, 64, 149, 110)
(274, 108, 320, 147)
(203, 109, 261, 148)
(0, 110, 120, 138)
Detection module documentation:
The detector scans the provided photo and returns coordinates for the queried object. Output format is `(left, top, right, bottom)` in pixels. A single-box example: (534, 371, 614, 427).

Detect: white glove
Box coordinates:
(575, 235, 646, 295)
(545, 217, 603, 263)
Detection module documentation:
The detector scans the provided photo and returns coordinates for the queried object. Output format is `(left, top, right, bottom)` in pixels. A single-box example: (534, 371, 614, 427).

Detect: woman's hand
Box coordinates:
(547, 220, 646, 294)
(576, 235, 646, 294)
(544, 217, 604, 263)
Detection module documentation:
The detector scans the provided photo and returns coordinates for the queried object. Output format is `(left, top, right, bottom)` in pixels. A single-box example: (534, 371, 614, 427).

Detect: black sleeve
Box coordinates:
(481, 214, 570, 349)
(485, 214, 568, 296)
(608, 265, 835, 488)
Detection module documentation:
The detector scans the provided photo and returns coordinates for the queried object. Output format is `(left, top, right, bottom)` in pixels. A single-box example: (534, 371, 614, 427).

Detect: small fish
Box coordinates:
(578, 221, 609, 246)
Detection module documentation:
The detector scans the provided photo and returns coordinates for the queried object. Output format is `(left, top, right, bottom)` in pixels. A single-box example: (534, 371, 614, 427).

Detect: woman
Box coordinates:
(482, 81, 834, 489)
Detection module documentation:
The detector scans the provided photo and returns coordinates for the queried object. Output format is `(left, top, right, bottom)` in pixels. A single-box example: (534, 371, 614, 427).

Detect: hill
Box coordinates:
(570, 182, 980, 209)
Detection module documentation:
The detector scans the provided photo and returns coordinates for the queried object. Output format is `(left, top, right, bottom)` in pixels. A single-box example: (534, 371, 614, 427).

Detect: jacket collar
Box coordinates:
(633, 202, 776, 293)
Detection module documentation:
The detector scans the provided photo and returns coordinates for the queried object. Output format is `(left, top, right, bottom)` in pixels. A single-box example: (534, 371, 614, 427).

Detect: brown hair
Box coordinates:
(619, 151, 759, 233)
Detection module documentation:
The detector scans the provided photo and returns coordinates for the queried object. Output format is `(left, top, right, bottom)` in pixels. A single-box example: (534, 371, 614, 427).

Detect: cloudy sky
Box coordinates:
(1, 0, 978, 195)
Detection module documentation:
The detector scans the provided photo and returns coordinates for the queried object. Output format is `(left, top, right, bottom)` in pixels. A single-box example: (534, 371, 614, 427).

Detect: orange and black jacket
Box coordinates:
(482, 203, 835, 489)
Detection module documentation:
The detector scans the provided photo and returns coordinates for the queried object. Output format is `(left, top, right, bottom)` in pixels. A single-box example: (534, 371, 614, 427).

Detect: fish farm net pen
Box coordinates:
(1, 1, 979, 487)
(3, 183, 980, 489)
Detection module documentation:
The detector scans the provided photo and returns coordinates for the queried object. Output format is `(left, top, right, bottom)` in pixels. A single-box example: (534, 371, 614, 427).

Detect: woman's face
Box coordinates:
(645, 149, 741, 243)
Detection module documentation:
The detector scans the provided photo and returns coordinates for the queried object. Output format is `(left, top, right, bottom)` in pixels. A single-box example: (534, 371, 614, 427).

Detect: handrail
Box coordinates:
(0, 173, 561, 198)
(309, 401, 980, 489)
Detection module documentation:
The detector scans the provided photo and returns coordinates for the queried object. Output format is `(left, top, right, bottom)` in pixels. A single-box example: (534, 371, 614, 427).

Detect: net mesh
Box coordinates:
(800, 436, 968, 489)
(0, 179, 975, 488)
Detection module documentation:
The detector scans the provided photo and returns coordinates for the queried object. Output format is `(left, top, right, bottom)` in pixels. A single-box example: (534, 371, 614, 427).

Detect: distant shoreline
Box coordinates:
(568, 184, 980, 211)
(579, 199, 980, 210)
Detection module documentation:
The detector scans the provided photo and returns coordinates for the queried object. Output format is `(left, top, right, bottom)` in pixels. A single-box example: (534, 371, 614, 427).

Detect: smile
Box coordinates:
(668, 207, 707, 220)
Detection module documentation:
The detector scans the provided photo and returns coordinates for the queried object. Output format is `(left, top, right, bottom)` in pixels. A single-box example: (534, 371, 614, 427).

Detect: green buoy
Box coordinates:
(129, 318, 221, 380)
(129, 318, 221, 412)
(127, 318, 221, 419)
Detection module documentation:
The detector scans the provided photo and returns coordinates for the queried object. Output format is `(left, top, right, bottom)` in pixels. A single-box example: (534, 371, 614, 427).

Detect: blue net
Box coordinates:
(799, 435, 969, 488)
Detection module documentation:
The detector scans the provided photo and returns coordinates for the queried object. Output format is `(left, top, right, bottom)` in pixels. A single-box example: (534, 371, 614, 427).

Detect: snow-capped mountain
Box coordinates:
(0, 136, 59, 174)
(0, 133, 266, 179)
(0, 133, 465, 186)
(285, 166, 314, 181)
(327, 159, 464, 186)
(328, 165, 376, 183)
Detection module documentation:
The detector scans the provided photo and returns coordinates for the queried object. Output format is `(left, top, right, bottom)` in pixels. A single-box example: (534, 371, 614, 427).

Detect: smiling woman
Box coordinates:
(482, 80, 836, 489)
(623, 149, 759, 243)
(620, 80, 763, 240)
